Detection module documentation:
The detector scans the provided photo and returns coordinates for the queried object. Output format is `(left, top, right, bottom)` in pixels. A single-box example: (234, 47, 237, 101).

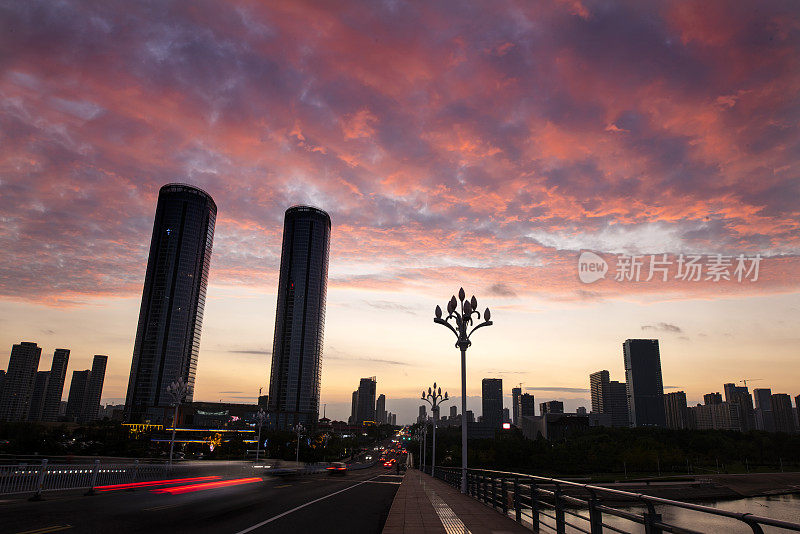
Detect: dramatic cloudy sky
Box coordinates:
(1, 1, 798, 423)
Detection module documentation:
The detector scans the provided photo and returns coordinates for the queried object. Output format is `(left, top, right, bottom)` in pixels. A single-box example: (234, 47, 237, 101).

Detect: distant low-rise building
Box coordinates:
(521, 413, 589, 441)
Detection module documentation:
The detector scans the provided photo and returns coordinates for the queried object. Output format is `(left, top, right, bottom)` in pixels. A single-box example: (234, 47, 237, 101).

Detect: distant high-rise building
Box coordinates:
(723, 383, 755, 431)
(125, 184, 217, 424)
(450, 405, 457, 419)
(664, 391, 688, 429)
(607, 381, 628, 427)
(355, 377, 376, 423)
(753, 388, 772, 410)
(28, 371, 50, 422)
(267, 206, 331, 430)
(590, 370, 610, 414)
(753, 388, 775, 432)
(576, 406, 587, 415)
(589, 370, 627, 427)
(349, 390, 358, 424)
(623, 339, 666, 427)
(66, 370, 91, 422)
(540, 400, 564, 415)
(418, 405, 427, 424)
(481, 378, 503, 429)
(42, 349, 69, 422)
(691, 402, 741, 431)
(704, 392, 723, 405)
(0, 342, 42, 421)
(81, 355, 107, 423)
(520, 393, 535, 418)
(503, 407, 511, 423)
(390, 413, 397, 426)
(512, 387, 522, 426)
(466, 410, 475, 423)
(771, 394, 797, 434)
(376, 394, 386, 424)
(795, 395, 800, 427)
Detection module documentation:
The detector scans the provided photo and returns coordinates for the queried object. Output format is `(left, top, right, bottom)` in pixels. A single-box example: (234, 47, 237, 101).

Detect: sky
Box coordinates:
(0, 1, 798, 424)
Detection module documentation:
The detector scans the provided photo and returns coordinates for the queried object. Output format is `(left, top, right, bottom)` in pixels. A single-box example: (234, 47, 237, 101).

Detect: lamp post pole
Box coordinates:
(166, 377, 187, 466)
(421, 423, 426, 471)
(421, 382, 450, 479)
(434, 288, 493, 493)
(294, 423, 304, 464)
(255, 408, 266, 462)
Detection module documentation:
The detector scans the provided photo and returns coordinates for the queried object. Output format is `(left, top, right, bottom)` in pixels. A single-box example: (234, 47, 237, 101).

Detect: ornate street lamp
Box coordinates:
(166, 377, 187, 466)
(255, 408, 266, 462)
(434, 288, 493, 493)
(421, 382, 449, 478)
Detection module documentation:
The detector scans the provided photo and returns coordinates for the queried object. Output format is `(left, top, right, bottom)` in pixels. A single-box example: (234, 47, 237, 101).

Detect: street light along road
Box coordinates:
(421, 382, 450, 478)
(434, 287, 492, 493)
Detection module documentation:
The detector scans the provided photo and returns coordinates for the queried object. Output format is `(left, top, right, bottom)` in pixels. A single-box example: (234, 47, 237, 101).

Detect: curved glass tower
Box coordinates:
(124, 184, 216, 423)
(267, 206, 331, 430)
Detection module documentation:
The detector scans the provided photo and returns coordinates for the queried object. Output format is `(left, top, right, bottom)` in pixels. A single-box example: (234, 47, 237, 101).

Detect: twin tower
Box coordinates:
(124, 184, 330, 430)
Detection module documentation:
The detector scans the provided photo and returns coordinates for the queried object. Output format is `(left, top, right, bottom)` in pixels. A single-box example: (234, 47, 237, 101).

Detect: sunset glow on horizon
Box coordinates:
(1, 1, 798, 423)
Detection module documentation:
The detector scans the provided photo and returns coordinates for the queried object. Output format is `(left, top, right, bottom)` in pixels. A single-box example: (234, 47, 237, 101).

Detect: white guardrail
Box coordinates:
(0, 459, 174, 499)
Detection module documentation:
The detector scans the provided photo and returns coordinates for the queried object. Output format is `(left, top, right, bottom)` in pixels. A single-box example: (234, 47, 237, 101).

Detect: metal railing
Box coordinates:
(0, 459, 175, 498)
(428, 467, 800, 534)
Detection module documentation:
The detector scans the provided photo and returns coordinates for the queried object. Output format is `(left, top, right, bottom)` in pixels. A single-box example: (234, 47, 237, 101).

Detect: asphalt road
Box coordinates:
(0, 464, 403, 534)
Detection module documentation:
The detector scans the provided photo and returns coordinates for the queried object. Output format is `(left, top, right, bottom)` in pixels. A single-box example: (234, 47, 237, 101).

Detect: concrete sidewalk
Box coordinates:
(382, 469, 530, 534)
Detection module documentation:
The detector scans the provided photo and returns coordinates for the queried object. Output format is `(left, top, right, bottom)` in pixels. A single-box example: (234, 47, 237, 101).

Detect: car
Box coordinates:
(327, 462, 348, 476)
(383, 458, 397, 469)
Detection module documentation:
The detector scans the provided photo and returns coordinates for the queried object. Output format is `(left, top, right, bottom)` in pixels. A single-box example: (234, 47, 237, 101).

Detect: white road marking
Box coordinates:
(234, 475, 381, 534)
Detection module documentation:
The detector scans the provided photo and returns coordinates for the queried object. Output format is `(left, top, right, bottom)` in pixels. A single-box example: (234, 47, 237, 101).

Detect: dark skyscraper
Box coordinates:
(704, 392, 723, 405)
(82, 355, 108, 423)
(771, 394, 797, 434)
(125, 184, 216, 423)
(349, 390, 358, 424)
(664, 391, 688, 429)
(0, 342, 42, 422)
(520, 393, 536, 418)
(511, 386, 522, 426)
(481, 378, 503, 429)
(28, 371, 50, 421)
(624, 339, 666, 427)
(42, 348, 69, 422)
(589, 370, 628, 427)
(267, 206, 331, 430)
(540, 400, 564, 414)
(66, 370, 91, 422)
(376, 393, 386, 424)
(724, 382, 755, 431)
(355, 377, 377, 423)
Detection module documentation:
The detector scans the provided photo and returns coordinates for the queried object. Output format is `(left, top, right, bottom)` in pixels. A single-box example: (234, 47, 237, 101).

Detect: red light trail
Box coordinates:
(95, 476, 221, 492)
(150, 477, 262, 495)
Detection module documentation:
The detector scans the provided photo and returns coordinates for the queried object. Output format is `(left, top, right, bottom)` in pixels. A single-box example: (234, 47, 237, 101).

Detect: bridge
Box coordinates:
(3, 457, 800, 533)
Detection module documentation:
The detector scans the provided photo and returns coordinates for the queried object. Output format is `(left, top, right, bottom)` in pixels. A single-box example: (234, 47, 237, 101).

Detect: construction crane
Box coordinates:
(739, 378, 763, 388)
